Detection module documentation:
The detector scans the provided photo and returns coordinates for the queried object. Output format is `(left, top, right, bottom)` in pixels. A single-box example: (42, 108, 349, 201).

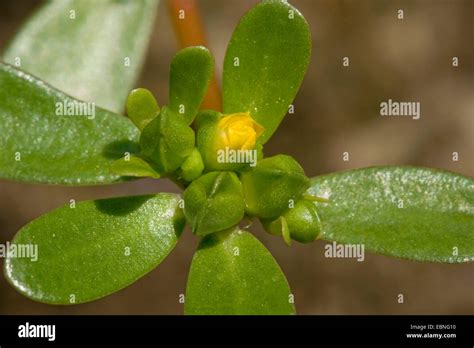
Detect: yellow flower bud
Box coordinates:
(214, 112, 264, 152)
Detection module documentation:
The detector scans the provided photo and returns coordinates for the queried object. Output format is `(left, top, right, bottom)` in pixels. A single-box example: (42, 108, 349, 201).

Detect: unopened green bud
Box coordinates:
(262, 199, 321, 244)
(140, 106, 195, 173)
(180, 148, 204, 182)
(240, 155, 310, 218)
(183, 171, 245, 236)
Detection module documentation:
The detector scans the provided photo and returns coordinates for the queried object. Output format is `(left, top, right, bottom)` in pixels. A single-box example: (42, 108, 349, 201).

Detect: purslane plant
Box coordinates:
(0, 0, 473, 314)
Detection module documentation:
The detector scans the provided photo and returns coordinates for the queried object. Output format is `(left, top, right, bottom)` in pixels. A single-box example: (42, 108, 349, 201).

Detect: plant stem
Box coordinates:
(168, 0, 222, 111)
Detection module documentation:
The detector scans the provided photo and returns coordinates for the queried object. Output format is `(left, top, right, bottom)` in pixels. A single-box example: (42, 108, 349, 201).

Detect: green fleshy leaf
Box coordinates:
(183, 172, 245, 236)
(185, 228, 295, 314)
(2, 0, 159, 113)
(308, 166, 474, 263)
(126, 88, 160, 130)
(0, 63, 139, 185)
(4, 193, 185, 304)
(140, 106, 195, 173)
(169, 46, 214, 125)
(223, 0, 311, 144)
(111, 155, 160, 179)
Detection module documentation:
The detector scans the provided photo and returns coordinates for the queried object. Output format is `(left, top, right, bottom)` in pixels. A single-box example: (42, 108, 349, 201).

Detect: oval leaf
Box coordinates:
(169, 46, 214, 125)
(0, 63, 140, 185)
(185, 228, 295, 314)
(3, 0, 159, 113)
(308, 166, 474, 263)
(223, 0, 311, 143)
(4, 193, 185, 304)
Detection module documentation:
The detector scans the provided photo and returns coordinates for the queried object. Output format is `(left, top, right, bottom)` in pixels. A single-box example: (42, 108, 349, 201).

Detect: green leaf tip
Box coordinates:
(169, 46, 214, 125)
(111, 154, 161, 179)
(126, 88, 160, 130)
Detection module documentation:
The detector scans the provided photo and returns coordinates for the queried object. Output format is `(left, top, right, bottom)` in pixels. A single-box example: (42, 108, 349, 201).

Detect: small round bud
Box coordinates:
(140, 106, 195, 173)
(183, 171, 245, 236)
(180, 148, 204, 182)
(196, 111, 264, 171)
(262, 199, 321, 244)
(240, 155, 310, 218)
(214, 112, 264, 151)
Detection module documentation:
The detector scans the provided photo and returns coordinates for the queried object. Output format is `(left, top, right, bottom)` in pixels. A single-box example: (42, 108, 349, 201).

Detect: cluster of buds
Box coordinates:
(112, 47, 323, 246)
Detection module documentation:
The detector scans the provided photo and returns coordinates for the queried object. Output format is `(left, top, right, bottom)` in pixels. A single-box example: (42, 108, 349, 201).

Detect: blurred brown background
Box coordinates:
(0, 0, 473, 314)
